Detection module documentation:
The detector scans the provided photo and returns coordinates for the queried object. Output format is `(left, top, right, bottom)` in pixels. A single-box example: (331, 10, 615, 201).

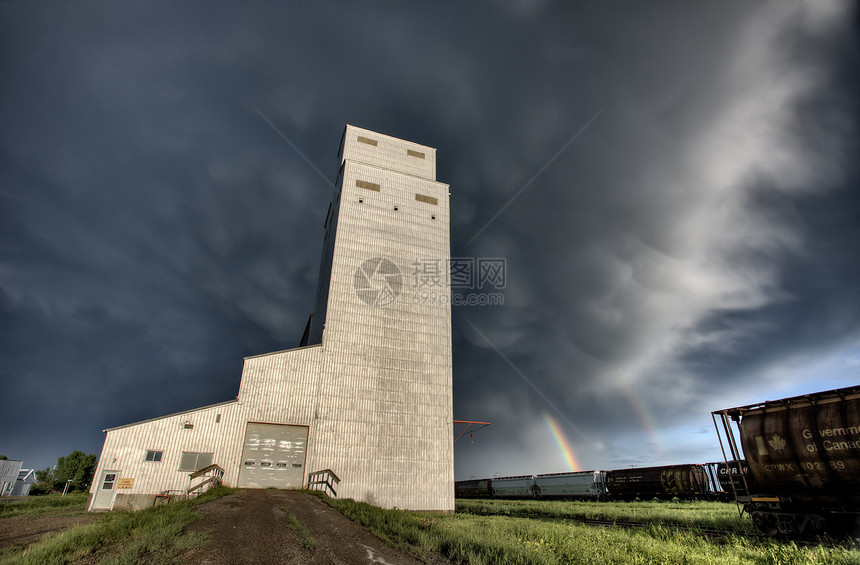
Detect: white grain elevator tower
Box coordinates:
(88, 125, 453, 512)
(307, 125, 454, 509)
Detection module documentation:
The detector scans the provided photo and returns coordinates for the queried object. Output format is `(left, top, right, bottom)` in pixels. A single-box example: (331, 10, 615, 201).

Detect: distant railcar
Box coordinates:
(491, 475, 536, 498)
(606, 464, 708, 500)
(534, 471, 606, 499)
(714, 385, 860, 537)
(454, 479, 493, 498)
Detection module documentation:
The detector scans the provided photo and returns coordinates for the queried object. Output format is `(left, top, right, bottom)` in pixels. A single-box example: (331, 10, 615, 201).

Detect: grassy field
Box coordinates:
(315, 494, 860, 565)
(0, 493, 89, 520)
(456, 498, 752, 533)
(0, 487, 233, 565)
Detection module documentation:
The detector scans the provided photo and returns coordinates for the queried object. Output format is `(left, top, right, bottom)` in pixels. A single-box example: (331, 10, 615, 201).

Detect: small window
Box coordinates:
(356, 180, 380, 192)
(276, 463, 287, 467)
(145, 450, 163, 462)
(179, 452, 214, 472)
(244, 461, 255, 466)
(415, 193, 438, 205)
(357, 136, 378, 146)
(260, 462, 272, 467)
(103, 474, 116, 489)
(215, 413, 221, 424)
(407, 149, 425, 159)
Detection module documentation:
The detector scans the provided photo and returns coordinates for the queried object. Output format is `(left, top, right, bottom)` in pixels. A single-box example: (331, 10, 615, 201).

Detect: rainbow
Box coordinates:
(543, 412, 581, 471)
(619, 380, 669, 459)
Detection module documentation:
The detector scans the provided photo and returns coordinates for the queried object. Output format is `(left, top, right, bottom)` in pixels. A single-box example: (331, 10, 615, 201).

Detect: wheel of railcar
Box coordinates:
(752, 512, 780, 537)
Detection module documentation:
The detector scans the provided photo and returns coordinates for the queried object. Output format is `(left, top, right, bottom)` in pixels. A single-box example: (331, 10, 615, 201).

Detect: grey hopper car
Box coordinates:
(534, 471, 606, 499)
(491, 475, 537, 498)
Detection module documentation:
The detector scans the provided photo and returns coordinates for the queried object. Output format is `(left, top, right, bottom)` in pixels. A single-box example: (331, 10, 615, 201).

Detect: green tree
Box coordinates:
(31, 451, 98, 493)
(53, 451, 97, 492)
(0, 454, 7, 460)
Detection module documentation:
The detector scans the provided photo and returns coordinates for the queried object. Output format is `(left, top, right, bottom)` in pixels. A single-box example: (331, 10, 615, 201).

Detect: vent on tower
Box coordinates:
(356, 180, 381, 192)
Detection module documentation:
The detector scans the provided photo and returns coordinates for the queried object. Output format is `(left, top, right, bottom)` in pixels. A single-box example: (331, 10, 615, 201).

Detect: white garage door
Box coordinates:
(237, 423, 308, 489)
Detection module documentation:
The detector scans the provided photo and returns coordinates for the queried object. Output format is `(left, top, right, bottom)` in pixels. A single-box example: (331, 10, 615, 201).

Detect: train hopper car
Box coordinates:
(491, 475, 536, 498)
(606, 464, 708, 500)
(713, 385, 860, 537)
(534, 471, 606, 499)
(454, 479, 493, 498)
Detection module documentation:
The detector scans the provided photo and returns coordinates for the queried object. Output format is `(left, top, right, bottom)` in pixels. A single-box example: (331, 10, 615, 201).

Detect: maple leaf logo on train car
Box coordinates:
(767, 434, 787, 452)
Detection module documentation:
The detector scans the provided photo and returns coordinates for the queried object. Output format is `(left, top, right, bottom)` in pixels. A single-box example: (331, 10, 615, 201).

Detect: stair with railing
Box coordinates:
(307, 469, 340, 498)
(187, 464, 225, 496)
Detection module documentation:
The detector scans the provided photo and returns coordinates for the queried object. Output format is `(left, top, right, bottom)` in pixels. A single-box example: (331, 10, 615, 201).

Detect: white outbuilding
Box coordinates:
(89, 125, 454, 512)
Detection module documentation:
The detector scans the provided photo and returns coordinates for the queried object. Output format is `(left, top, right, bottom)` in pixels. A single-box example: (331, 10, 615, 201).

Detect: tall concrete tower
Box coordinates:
(310, 125, 454, 509)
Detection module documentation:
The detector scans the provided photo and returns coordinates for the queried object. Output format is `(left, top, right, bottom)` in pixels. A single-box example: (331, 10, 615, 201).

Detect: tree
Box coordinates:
(0, 454, 7, 460)
(31, 451, 98, 494)
(30, 468, 55, 495)
(53, 451, 97, 492)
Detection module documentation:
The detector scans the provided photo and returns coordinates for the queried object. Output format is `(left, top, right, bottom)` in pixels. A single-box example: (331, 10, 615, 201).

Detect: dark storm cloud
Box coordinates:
(1, 1, 858, 478)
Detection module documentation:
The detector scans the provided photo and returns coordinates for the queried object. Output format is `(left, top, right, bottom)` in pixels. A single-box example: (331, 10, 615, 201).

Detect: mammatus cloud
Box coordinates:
(453, 1, 858, 476)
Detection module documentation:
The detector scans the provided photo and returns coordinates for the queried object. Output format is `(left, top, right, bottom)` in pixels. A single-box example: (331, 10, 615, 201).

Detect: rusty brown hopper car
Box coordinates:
(713, 385, 860, 537)
(454, 479, 493, 498)
(606, 464, 708, 499)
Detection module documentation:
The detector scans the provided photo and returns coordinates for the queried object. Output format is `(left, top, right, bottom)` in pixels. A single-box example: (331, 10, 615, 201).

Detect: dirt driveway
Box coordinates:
(0, 513, 97, 550)
(180, 489, 451, 565)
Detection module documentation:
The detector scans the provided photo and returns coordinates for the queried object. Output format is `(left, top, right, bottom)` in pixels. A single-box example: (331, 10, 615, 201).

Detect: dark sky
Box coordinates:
(2, 1, 859, 479)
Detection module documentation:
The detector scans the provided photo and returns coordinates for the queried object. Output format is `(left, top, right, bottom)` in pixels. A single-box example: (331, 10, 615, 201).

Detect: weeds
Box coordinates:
(457, 498, 753, 533)
(0, 494, 88, 519)
(0, 486, 234, 565)
(282, 507, 317, 551)
(312, 493, 860, 565)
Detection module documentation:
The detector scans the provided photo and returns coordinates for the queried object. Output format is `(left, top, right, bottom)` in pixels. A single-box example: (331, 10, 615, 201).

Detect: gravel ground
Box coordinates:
(180, 489, 452, 565)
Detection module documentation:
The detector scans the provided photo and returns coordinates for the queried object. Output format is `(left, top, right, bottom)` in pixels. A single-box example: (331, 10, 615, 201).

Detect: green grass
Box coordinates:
(0, 486, 234, 565)
(456, 498, 752, 534)
(0, 493, 89, 519)
(282, 506, 317, 550)
(312, 493, 860, 565)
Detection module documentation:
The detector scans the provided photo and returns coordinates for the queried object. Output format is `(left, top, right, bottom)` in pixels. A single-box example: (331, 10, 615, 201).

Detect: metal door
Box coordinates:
(237, 423, 308, 489)
(91, 470, 119, 510)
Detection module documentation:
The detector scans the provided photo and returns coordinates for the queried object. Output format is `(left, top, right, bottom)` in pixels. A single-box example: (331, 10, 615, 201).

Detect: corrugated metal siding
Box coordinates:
(310, 139, 453, 511)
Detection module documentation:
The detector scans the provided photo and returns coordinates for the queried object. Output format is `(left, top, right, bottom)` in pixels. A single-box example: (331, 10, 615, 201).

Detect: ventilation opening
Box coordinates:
(359, 198, 364, 203)
(356, 180, 381, 191)
(431, 214, 436, 220)
(394, 206, 399, 211)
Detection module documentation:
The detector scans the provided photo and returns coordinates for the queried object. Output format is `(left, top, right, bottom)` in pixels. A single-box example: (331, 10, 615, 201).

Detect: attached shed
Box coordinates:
(11, 468, 36, 496)
(0, 460, 23, 497)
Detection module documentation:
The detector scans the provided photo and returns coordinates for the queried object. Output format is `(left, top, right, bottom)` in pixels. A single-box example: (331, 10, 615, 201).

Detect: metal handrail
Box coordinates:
(307, 469, 340, 497)
(187, 464, 224, 495)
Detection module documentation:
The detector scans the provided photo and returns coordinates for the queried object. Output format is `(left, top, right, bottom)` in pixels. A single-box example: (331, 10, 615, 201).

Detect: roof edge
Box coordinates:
(103, 399, 239, 432)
